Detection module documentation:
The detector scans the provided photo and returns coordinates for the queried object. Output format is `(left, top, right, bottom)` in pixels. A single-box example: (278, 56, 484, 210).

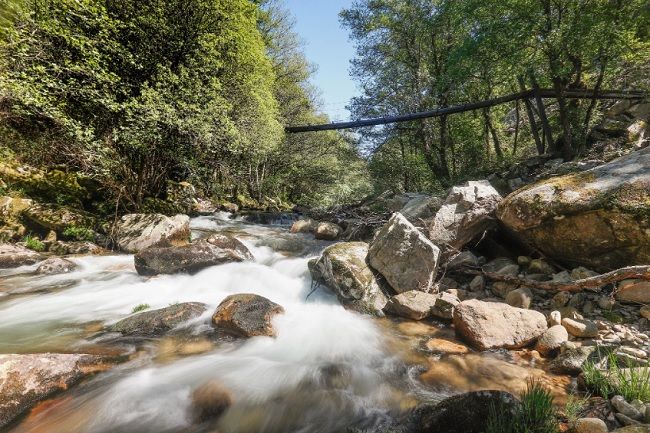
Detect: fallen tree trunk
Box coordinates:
(460, 265, 650, 293)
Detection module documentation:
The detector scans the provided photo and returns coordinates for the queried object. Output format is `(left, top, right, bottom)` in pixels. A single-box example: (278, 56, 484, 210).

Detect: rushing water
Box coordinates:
(0, 213, 441, 433)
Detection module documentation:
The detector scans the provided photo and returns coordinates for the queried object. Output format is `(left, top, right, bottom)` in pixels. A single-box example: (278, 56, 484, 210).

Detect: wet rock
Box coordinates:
(310, 242, 387, 314)
(48, 240, 104, 255)
(574, 417, 608, 433)
(204, 234, 254, 261)
(212, 294, 284, 338)
(562, 317, 599, 338)
(290, 219, 316, 234)
(430, 292, 460, 320)
(111, 302, 207, 336)
(114, 213, 190, 253)
(549, 345, 597, 374)
(35, 257, 76, 275)
(385, 290, 438, 320)
(0, 353, 106, 429)
(616, 280, 650, 304)
(412, 390, 519, 433)
(453, 299, 547, 350)
(535, 325, 568, 356)
(191, 381, 232, 422)
(0, 243, 42, 268)
(505, 287, 533, 309)
(424, 338, 469, 354)
(368, 213, 440, 294)
(134, 239, 249, 276)
(428, 180, 502, 256)
(496, 147, 650, 271)
(314, 222, 342, 240)
(612, 395, 643, 420)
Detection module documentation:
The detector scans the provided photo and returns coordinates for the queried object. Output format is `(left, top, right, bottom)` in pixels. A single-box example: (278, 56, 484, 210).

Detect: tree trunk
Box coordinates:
(553, 77, 574, 160)
(518, 76, 544, 155)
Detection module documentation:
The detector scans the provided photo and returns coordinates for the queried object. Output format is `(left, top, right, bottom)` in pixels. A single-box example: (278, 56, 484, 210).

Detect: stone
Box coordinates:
(35, 257, 76, 275)
(549, 346, 598, 374)
(598, 297, 616, 310)
(640, 306, 650, 320)
(309, 242, 388, 314)
(549, 310, 562, 326)
(562, 317, 599, 338)
(314, 222, 342, 240)
(0, 243, 42, 268)
(553, 270, 572, 283)
(497, 147, 650, 272)
(613, 426, 650, 433)
(517, 256, 531, 266)
(21, 203, 96, 236)
(0, 353, 107, 429)
(428, 180, 502, 255)
(204, 234, 254, 261)
(212, 294, 284, 338)
(447, 251, 480, 270)
(574, 418, 608, 433)
(111, 302, 207, 336)
(612, 395, 643, 420)
(424, 338, 469, 354)
(134, 238, 251, 276)
(616, 280, 650, 304)
(491, 281, 518, 298)
(552, 291, 572, 309)
(505, 287, 533, 309)
(483, 257, 519, 275)
(399, 194, 443, 222)
(115, 213, 190, 253)
(571, 266, 599, 280)
(48, 241, 104, 256)
(385, 290, 438, 320)
(290, 218, 316, 234)
(430, 292, 460, 320)
(569, 292, 588, 309)
(452, 299, 547, 350)
(528, 259, 555, 275)
(412, 390, 519, 433)
(469, 275, 485, 292)
(616, 413, 642, 426)
(535, 325, 569, 356)
(190, 381, 232, 422)
(368, 213, 440, 293)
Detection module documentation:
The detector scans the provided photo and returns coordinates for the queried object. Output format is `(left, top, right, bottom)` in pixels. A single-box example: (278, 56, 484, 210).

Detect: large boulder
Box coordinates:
(368, 213, 440, 293)
(428, 180, 502, 255)
(21, 203, 96, 236)
(497, 147, 650, 271)
(309, 242, 387, 314)
(412, 390, 519, 433)
(114, 213, 190, 253)
(453, 299, 547, 350)
(134, 237, 250, 276)
(111, 302, 208, 336)
(399, 194, 443, 223)
(204, 234, 254, 261)
(212, 294, 284, 338)
(36, 257, 77, 275)
(616, 279, 650, 304)
(0, 353, 107, 428)
(0, 243, 42, 268)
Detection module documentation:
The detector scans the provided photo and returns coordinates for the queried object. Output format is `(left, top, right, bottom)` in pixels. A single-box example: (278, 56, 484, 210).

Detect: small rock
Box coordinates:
(574, 417, 607, 433)
(571, 267, 599, 280)
(549, 345, 597, 374)
(616, 412, 642, 426)
(612, 395, 643, 420)
(552, 291, 572, 309)
(517, 256, 531, 267)
(505, 287, 533, 309)
(491, 281, 518, 298)
(425, 338, 469, 355)
(212, 294, 284, 338)
(314, 222, 342, 240)
(552, 270, 572, 283)
(569, 292, 587, 309)
(483, 257, 518, 275)
(562, 317, 599, 338)
(35, 257, 76, 275)
(191, 381, 232, 422)
(640, 306, 650, 320)
(549, 310, 562, 326)
(535, 325, 568, 357)
(290, 219, 316, 234)
(617, 280, 650, 304)
(430, 292, 460, 320)
(619, 347, 648, 359)
(111, 302, 207, 336)
(385, 290, 438, 320)
(447, 251, 480, 270)
(469, 275, 485, 292)
(598, 296, 616, 310)
(528, 259, 555, 275)
(115, 213, 190, 253)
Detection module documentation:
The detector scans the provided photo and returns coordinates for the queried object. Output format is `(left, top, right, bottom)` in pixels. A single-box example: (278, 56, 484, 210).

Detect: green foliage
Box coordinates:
(131, 303, 150, 313)
(62, 225, 95, 242)
(486, 380, 558, 433)
(22, 234, 45, 251)
(583, 354, 650, 402)
(564, 394, 589, 425)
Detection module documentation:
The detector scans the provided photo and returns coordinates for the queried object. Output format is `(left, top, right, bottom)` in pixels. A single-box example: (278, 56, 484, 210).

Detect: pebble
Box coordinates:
(549, 310, 562, 327)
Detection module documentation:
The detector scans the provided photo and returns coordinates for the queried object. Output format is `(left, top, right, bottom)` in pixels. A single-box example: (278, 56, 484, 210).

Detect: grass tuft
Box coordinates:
(486, 379, 558, 433)
(22, 234, 45, 252)
(583, 352, 650, 402)
(132, 303, 150, 313)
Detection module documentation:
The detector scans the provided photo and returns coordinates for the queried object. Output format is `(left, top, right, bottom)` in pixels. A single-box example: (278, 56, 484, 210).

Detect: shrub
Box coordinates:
(63, 225, 96, 242)
(22, 234, 45, 252)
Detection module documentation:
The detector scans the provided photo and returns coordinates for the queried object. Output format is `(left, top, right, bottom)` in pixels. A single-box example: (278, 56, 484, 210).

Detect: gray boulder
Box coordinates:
(115, 213, 190, 253)
(111, 302, 207, 336)
(0, 243, 42, 268)
(212, 293, 284, 338)
(368, 213, 440, 293)
(399, 194, 443, 222)
(36, 257, 76, 275)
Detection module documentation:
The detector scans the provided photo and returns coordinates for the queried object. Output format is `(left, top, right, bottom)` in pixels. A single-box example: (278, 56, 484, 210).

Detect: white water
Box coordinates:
(1, 214, 409, 433)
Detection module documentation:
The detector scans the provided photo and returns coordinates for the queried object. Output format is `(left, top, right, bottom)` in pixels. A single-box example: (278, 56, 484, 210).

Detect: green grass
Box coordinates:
(583, 353, 650, 402)
(131, 303, 150, 313)
(62, 224, 96, 242)
(564, 394, 590, 425)
(486, 380, 558, 433)
(601, 310, 624, 324)
(22, 234, 45, 252)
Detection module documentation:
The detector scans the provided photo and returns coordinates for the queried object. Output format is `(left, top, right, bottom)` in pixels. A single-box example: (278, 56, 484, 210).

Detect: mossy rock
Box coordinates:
(497, 147, 650, 271)
(21, 203, 97, 237)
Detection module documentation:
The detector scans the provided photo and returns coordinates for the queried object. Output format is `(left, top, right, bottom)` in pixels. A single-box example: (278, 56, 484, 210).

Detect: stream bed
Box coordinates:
(0, 213, 568, 433)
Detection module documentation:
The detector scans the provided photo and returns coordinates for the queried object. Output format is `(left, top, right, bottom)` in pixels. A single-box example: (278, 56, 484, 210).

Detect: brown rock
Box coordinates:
(0, 243, 42, 268)
(385, 290, 438, 320)
(314, 222, 342, 240)
(190, 381, 232, 422)
(425, 338, 469, 354)
(212, 294, 284, 338)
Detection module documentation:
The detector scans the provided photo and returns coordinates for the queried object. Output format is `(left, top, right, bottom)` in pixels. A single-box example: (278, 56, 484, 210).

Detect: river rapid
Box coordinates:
(0, 213, 446, 433)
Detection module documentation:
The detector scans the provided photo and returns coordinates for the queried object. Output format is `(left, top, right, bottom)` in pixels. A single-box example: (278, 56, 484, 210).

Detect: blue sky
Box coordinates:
(285, 0, 357, 121)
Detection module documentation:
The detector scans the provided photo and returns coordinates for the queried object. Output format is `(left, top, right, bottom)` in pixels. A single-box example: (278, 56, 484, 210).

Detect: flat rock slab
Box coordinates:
(0, 244, 42, 268)
(212, 293, 284, 338)
(453, 299, 547, 350)
(0, 353, 108, 428)
(111, 302, 208, 336)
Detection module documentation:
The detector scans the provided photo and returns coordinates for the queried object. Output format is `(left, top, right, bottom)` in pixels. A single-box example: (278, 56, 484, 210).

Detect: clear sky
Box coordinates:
(284, 0, 357, 121)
